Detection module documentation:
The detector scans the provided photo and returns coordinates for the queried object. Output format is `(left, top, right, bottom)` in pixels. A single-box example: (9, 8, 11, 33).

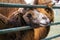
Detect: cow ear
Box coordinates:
(47, 2, 55, 8)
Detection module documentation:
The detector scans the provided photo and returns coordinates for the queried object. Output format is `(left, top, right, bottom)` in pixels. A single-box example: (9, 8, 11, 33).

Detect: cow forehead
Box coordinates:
(24, 0, 35, 5)
(33, 10, 48, 17)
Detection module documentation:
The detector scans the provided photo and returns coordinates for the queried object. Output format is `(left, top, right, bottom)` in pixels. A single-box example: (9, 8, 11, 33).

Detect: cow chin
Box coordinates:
(39, 19, 50, 27)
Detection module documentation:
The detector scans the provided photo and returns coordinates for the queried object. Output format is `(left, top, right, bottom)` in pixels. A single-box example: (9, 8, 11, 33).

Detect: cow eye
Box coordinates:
(27, 13, 32, 18)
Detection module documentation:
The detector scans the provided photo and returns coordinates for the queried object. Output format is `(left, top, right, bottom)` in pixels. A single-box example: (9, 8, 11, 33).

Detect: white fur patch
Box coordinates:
(24, 0, 35, 5)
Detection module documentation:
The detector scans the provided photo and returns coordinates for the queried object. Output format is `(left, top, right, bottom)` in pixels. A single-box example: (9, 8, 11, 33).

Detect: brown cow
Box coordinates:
(0, 0, 54, 40)
(22, 0, 54, 40)
(23, 7, 54, 40)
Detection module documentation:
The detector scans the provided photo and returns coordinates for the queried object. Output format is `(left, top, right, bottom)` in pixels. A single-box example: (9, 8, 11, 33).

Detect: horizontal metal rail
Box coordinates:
(0, 22, 60, 34)
(0, 2, 60, 9)
(0, 26, 32, 34)
(42, 34, 60, 40)
(0, 2, 60, 35)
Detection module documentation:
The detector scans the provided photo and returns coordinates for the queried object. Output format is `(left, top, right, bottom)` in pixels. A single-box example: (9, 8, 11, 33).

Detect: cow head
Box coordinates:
(18, 0, 54, 27)
(23, 9, 51, 27)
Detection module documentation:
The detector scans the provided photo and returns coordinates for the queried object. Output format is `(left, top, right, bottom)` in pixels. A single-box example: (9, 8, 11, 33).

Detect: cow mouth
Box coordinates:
(39, 23, 50, 26)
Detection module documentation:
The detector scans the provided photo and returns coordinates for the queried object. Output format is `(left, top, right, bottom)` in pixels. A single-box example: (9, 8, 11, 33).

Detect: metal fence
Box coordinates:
(0, 2, 60, 9)
(0, 2, 60, 40)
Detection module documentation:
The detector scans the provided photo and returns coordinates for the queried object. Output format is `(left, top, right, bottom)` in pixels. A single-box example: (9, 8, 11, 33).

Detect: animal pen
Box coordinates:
(0, 2, 60, 40)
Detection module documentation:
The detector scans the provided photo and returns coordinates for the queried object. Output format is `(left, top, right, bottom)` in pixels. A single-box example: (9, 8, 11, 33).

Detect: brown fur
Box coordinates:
(0, 0, 34, 40)
(0, 10, 34, 39)
(0, 0, 54, 40)
(34, 8, 54, 40)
